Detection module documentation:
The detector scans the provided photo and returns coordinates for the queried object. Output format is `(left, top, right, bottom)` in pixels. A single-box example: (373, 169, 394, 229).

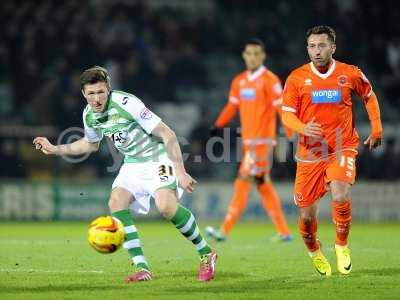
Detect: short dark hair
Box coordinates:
(80, 66, 110, 90)
(244, 38, 265, 51)
(306, 25, 336, 43)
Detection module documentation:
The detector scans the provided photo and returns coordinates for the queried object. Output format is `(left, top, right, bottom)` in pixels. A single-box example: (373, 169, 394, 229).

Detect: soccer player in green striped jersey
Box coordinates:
(33, 66, 217, 282)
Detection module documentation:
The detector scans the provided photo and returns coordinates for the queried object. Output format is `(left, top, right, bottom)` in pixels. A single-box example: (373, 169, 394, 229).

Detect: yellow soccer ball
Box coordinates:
(88, 216, 125, 254)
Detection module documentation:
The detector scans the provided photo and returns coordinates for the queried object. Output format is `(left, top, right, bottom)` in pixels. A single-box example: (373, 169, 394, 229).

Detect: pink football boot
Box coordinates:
(125, 269, 152, 283)
(197, 250, 218, 282)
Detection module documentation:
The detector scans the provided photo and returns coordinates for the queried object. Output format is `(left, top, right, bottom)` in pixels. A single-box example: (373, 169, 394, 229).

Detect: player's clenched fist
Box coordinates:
(177, 172, 197, 193)
(33, 137, 58, 155)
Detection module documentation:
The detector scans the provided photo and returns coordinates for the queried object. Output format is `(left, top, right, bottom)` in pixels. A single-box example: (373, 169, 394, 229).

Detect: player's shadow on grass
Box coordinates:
(157, 270, 246, 280)
(164, 276, 313, 294)
(0, 284, 122, 294)
(352, 267, 400, 277)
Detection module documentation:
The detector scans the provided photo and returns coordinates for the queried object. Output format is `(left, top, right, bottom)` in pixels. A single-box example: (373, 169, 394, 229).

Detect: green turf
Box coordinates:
(0, 221, 399, 300)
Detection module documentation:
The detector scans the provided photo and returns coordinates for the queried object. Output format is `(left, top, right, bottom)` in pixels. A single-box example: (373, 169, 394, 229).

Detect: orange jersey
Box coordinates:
(215, 66, 283, 144)
(282, 60, 373, 162)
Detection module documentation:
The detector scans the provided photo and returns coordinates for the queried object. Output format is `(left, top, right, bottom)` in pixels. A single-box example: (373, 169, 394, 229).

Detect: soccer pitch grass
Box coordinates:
(0, 221, 399, 300)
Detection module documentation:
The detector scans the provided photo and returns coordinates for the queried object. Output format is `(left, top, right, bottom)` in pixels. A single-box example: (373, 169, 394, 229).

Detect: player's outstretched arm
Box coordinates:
(151, 122, 197, 193)
(33, 137, 99, 156)
(214, 102, 238, 129)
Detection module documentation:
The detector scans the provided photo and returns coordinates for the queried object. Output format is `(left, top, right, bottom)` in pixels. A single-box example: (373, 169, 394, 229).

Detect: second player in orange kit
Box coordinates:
(206, 39, 293, 242)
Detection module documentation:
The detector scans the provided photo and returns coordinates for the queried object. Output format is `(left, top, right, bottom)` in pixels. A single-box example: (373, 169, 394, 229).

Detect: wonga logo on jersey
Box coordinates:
(311, 89, 341, 104)
(240, 88, 256, 100)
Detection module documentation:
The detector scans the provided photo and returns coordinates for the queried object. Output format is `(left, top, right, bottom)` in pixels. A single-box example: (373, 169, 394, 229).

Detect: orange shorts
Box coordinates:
(238, 144, 272, 177)
(293, 150, 357, 208)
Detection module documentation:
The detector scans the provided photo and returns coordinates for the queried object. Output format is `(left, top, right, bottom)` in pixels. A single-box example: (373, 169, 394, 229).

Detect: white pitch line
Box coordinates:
(0, 269, 104, 274)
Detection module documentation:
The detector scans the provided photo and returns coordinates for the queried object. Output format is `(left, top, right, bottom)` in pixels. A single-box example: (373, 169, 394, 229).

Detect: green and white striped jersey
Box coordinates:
(82, 90, 165, 163)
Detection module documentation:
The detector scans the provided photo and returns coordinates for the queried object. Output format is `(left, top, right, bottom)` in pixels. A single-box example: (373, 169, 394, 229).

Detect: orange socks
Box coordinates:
(332, 199, 352, 246)
(221, 178, 251, 235)
(297, 199, 351, 252)
(257, 182, 291, 235)
(298, 199, 351, 252)
(298, 217, 319, 252)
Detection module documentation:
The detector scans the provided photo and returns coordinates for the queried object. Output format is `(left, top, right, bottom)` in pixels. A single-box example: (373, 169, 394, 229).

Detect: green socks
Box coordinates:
(170, 205, 212, 256)
(112, 209, 149, 270)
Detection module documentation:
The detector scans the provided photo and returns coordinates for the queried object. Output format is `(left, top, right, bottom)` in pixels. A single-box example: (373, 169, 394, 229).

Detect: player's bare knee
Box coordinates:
(255, 174, 270, 187)
(155, 190, 178, 219)
(299, 207, 317, 223)
(331, 190, 350, 202)
(160, 208, 175, 219)
(332, 195, 349, 203)
(254, 175, 264, 186)
(157, 201, 176, 219)
(237, 173, 251, 182)
(108, 196, 120, 212)
(330, 181, 351, 202)
(108, 188, 133, 212)
(300, 215, 315, 225)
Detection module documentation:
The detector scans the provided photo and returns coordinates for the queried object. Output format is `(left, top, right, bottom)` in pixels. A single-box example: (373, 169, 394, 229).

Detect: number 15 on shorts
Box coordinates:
(340, 155, 355, 178)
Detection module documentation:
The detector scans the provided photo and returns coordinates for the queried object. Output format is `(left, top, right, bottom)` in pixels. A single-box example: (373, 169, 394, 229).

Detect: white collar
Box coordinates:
(310, 59, 336, 79)
(247, 66, 266, 82)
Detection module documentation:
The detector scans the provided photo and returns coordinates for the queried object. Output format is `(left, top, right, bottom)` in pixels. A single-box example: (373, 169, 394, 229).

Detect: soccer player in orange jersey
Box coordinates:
(206, 39, 293, 242)
(282, 25, 383, 276)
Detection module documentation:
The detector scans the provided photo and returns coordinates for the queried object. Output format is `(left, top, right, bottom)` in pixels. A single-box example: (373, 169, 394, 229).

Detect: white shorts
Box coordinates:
(112, 153, 184, 215)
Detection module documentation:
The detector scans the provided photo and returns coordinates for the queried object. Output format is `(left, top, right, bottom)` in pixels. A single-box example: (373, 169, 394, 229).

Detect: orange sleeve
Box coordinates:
(267, 76, 283, 107)
(281, 75, 304, 135)
(351, 67, 382, 138)
(228, 77, 240, 106)
(273, 105, 294, 139)
(352, 67, 373, 99)
(282, 75, 299, 115)
(215, 78, 240, 128)
(215, 102, 238, 128)
(282, 111, 306, 134)
(363, 92, 383, 138)
(264, 77, 294, 140)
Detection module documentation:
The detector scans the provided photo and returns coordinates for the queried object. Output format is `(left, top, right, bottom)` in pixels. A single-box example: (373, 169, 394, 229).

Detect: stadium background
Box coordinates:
(0, 0, 399, 222)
